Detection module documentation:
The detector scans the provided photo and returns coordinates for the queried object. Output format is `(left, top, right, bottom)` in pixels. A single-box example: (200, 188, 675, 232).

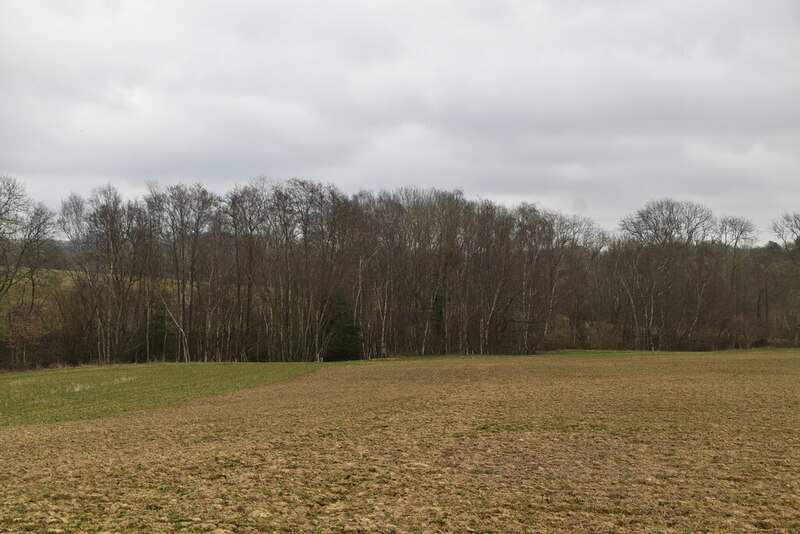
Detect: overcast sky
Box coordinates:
(1, 0, 798, 241)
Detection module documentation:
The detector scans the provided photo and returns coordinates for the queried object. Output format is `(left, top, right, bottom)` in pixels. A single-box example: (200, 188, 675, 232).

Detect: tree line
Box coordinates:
(1, 175, 799, 369)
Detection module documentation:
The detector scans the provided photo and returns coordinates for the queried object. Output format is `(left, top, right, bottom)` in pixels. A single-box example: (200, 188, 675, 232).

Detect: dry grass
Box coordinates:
(1, 351, 799, 532)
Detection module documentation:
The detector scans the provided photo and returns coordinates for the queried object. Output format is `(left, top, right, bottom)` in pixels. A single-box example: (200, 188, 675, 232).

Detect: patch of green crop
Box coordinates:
(0, 361, 328, 427)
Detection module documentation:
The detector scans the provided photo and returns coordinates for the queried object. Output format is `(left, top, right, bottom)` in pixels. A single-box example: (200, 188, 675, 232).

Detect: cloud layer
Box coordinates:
(2, 0, 799, 239)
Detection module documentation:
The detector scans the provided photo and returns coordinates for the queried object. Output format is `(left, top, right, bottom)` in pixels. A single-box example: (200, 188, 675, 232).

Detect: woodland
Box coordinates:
(1, 175, 799, 369)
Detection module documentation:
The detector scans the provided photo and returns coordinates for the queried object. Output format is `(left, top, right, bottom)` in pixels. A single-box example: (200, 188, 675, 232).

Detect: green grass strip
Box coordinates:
(0, 362, 327, 427)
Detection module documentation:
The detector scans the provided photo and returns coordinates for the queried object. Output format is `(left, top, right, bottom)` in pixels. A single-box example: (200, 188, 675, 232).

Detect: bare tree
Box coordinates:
(58, 186, 152, 363)
(147, 183, 218, 362)
(617, 199, 719, 349)
(0, 177, 52, 367)
(0, 177, 52, 306)
(772, 212, 800, 343)
(773, 212, 800, 265)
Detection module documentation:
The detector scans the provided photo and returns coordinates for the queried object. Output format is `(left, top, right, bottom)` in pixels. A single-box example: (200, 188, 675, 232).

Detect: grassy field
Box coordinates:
(0, 362, 326, 427)
(1, 351, 798, 532)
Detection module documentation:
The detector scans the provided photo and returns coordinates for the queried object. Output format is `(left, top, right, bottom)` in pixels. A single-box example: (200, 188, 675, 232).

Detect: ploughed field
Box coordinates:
(1, 351, 798, 533)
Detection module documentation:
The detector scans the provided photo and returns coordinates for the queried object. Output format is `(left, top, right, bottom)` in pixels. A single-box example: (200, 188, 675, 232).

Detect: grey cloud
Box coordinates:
(1, 0, 798, 242)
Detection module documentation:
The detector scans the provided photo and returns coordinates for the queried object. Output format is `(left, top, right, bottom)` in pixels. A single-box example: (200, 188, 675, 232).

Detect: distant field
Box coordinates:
(1, 350, 798, 532)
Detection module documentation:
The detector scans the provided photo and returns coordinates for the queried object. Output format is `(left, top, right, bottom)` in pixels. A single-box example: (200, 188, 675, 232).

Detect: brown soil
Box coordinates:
(1, 351, 798, 532)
